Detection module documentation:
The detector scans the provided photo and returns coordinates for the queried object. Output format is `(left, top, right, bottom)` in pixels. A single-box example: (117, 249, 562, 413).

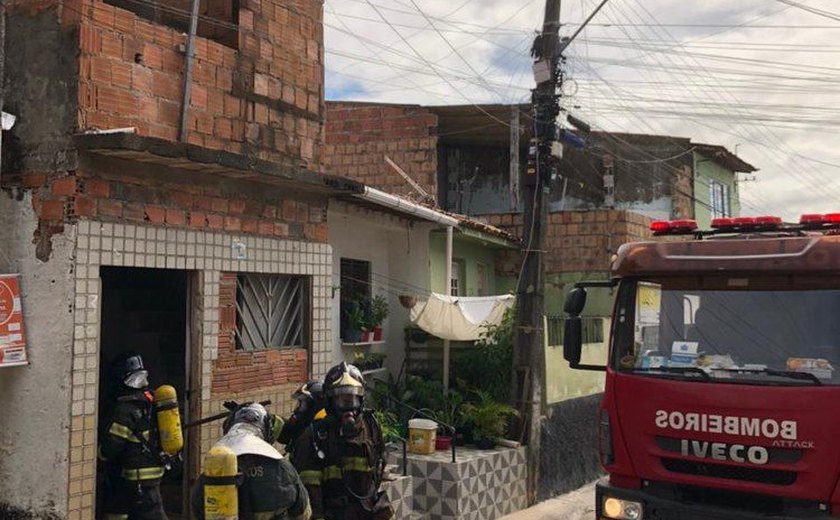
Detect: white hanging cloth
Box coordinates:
(410, 293, 515, 341)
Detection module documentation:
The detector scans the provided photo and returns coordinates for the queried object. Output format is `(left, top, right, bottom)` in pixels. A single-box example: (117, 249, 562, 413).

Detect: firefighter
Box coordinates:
(190, 402, 312, 520)
(275, 380, 327, 454)
(291, 363, 394, 520)
(98, 352, 169, 520)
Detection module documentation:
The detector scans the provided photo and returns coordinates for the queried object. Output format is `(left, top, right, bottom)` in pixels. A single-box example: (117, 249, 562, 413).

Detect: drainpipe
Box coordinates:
(178, 0, 200, 143)
(443, 225, 453, 391)
(356, 187, 459, 226)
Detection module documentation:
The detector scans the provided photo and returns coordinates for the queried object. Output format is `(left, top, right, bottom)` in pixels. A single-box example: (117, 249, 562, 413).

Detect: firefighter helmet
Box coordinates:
(292, 380, 326, 416)
(323, 362, 366, 416)
(217, 403, 282, 460)
(222, 402, 272, 442)
(110, 351, 149, 390)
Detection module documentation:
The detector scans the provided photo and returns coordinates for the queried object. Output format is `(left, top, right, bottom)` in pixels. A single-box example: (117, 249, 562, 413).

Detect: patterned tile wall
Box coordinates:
(390, 447, 528, 520)
(383, 473, 414, 520)
(66, 220, 334, 520)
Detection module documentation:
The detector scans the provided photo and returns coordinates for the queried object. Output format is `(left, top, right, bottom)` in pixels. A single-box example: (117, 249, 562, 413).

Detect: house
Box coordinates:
(328, 187, 519, 380)
(323, 99, 759, 499)
(0, 0, 339, 517)
(324, 101, 757, 225)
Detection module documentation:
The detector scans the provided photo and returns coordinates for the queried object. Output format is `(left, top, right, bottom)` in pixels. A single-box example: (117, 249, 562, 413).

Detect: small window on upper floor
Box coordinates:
(105, 0, 239, 49)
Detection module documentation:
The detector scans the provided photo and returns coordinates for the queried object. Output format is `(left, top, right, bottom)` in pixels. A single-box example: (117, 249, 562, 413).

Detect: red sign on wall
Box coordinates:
(0, 274, 28, 368)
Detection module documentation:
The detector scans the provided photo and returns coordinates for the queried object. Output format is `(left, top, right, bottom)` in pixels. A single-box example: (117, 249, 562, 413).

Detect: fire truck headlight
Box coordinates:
(603, 497, 643, 520)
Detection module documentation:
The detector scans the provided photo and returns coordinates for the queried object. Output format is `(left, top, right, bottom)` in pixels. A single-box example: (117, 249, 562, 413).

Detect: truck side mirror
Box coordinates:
(563, 317, 583, 365)
(564, 287, 587, 316)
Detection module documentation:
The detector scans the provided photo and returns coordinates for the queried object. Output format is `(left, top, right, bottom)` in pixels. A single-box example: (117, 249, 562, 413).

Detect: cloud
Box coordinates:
(325, 0, 840, 221)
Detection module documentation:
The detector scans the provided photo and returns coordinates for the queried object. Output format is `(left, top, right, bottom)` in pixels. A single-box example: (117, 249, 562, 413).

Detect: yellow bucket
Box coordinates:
(408, 419, 437, 455)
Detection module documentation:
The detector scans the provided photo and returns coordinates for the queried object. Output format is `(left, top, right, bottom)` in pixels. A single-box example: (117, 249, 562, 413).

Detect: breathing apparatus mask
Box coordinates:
(323, 363, 366, 437)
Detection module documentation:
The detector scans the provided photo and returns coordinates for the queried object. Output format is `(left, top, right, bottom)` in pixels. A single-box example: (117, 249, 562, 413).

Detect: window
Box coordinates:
(235, 274, 307, 351)
(340, 258, 371, 337)
(709, 180, 731, 219)
(545, 316, 605, 346)
(450, 261, 463, 296)
(105, 0, 239, 49)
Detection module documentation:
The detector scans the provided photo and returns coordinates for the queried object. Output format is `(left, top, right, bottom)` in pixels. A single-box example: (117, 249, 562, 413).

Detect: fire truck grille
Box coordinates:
(661, 458, 797, 485)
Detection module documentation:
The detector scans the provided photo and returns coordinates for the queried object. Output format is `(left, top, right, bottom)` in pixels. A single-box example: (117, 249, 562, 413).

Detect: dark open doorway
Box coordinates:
(96, 267, 190, 518)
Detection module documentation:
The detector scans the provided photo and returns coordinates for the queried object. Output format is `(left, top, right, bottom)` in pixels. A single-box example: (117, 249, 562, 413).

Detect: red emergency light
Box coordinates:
(799, 213, 840, 229)
(650, 219, 698, 235)
(712, 215, 782, 231)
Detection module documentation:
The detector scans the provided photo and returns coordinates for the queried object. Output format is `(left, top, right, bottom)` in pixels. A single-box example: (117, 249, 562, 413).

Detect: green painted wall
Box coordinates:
(693, 151, 741, 229)
(430, 232, 502, 296)
(544, 271, 614, 404)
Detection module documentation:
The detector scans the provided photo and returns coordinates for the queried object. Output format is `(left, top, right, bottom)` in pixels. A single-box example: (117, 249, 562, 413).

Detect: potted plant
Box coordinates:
(369, 295, 389, 341)
(460, 390, 519, 450)
(353, 352, 386, 372)
(344, 304, 366, 343)
(434, 390, 463, 450)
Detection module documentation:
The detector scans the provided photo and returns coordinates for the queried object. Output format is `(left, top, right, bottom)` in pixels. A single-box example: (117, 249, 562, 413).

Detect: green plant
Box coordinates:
(435, 389, 464, 431)
(453, 307, 515, 402)
(345, 303, 367, 333)
(369, 295, 390, 328)
(405, 375, 446, 413)
(373, 409, 402, 444)
(353, 351, 386, 371)
(460, 389, 519, 443)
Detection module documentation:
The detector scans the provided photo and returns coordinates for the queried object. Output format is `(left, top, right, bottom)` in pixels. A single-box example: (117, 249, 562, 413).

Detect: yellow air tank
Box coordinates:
(204, 445, 239, 520)
(154, 385, 184, 455)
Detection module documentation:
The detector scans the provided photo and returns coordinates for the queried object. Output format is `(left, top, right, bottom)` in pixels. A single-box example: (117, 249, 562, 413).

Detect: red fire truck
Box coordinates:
(563, 214, 840, 520)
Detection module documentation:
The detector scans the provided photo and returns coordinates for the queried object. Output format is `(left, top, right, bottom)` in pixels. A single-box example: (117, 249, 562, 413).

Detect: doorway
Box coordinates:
(96, 267, 191, 518)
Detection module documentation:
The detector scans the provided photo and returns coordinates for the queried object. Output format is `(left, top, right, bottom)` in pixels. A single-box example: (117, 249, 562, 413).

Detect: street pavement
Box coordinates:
(498, 481, 597, 520)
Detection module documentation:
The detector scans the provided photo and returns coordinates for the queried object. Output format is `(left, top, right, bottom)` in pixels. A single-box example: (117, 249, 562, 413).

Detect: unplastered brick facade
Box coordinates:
(75, 0, 324, 168)
(484, 210, 653, 275)
(15, 161, 329, 262)
(214, 272, 308, 393)
(325, 102, 438, 197)
(1, 1, 336, 517)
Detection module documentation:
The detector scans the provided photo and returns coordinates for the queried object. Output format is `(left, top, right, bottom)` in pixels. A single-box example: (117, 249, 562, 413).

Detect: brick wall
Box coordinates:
(212, 272, 308, 394)
(75, 0, 323, 169)
(325, 102, 438, 197)
(483, 210, 653, 275)
(13, 161, 328, 261)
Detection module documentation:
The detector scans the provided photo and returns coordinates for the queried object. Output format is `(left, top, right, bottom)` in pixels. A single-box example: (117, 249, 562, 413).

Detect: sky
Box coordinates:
(323, 0, 840, 222)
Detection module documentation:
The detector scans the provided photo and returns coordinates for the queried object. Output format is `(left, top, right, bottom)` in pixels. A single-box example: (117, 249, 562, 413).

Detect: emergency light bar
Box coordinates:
(649, 219, 698, 236)
(799, 213, 840, 229)
(651, 215, 789, 236)
(712, 216, 783, 231)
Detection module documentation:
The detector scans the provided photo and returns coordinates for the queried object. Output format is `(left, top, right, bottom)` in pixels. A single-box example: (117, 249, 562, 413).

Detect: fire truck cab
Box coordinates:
(564, 214, 840, 520)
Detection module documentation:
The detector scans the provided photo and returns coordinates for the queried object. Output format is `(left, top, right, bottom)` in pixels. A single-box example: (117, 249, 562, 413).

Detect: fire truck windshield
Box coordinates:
(612, 277, 840, 386)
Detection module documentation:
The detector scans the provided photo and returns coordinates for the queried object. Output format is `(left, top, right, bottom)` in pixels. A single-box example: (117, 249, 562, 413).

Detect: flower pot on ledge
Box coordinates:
(373, 326, 383, 341)
(345, 329, 362, 344)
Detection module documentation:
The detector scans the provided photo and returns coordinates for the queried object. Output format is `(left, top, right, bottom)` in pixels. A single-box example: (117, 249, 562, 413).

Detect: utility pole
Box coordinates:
(514, 0, 562, 505)
(515, 0, 608, 504)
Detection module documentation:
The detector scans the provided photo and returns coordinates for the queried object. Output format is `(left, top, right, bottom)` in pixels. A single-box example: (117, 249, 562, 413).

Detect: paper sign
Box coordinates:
(636, 282, 662, 325)
(0, 275, 29, 367)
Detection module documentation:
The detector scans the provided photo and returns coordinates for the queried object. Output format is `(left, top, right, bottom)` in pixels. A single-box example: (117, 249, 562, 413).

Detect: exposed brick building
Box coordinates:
(0, 1, 346, 518)
(325, 102, 438, 199)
